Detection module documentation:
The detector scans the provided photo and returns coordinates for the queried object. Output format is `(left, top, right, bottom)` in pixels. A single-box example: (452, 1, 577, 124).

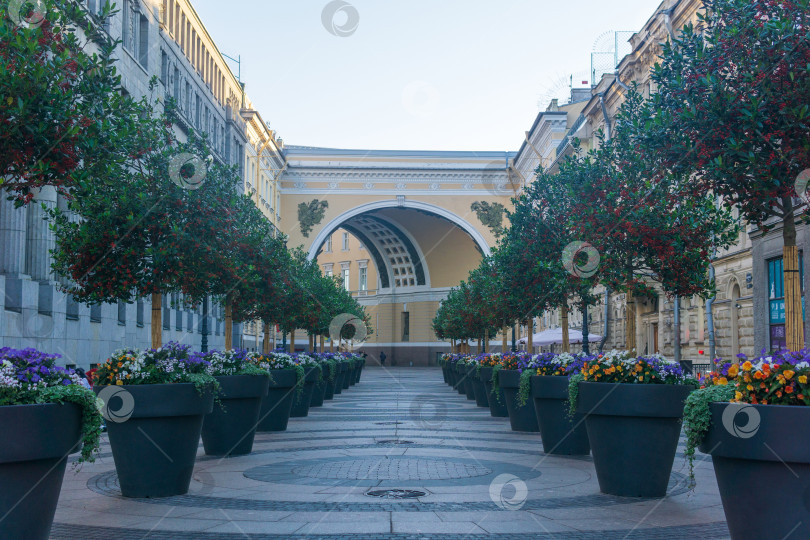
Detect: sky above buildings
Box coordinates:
(192, 0, 661, 152)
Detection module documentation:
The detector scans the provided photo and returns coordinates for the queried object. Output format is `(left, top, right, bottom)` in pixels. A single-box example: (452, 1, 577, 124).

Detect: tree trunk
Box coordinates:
(673, 295, 681, 363)
(224, 297, 233, 351)
(783, 197, 805, 350)
(526, 319, 533, 354)
(476, 338, 481, 355)
(330, 337, 334, 352)
(561, 303, 570, 353)
(320, 334, 325, 352)
(289, 329, 296, 353)
(582, 305, 590, 355)
(151, 293, 162, 349)
(484, 330, 489, 353)
(262, 323, 270, 354)
(502, 324, 508, 353)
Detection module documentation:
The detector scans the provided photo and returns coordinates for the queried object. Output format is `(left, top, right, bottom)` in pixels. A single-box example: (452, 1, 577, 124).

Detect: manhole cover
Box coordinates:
(292, 458, 492, 480)
(377, 439, 415, 445)
(374, 421, 403, 425)
(366, 489, 426, 499)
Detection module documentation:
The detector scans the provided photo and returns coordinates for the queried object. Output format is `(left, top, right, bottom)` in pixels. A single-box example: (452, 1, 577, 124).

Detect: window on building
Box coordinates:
(122, 0, 133, 52)
(402, 312, 410, 342)
(117, 301, 126, 326)
(342, 232, 349, 251)
(90, 304, 102, 323)
(768, 255, 805, 350)
(66, 297, 79, 321)
(138, 13, 149, 67)
(136, 299, 144, 327)
(160, 50, 168, 84)
(325, 235, 332, 252)
(342, 268, 350, 291)
(195, 94, 201, 127)
(359, 267, 368, 291)
(173, 67, 180, 101)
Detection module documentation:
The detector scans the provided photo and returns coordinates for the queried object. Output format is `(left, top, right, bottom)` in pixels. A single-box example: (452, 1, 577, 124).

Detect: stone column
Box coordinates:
(26, 186, 57, 281)
(0, 191, 27, 275)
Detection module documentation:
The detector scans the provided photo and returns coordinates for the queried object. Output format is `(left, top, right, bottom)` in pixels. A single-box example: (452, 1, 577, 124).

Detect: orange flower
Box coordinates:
(786, 386, 794, 394)
(784, 370, 795, 380)
(742, 361, 753, 371)
(728, 364, 740, 377)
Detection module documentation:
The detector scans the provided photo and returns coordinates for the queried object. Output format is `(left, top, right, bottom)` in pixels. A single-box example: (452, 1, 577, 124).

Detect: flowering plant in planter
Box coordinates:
(293, 353, 323, 382)
(517, 352, 587, 406)
(492, 352, 531, 397)
(94, 342, 217, 393)
(317, 353, 341, 382)
(568, 351, 696, 416)
(684, 350, 810, 484)
(256, 351, 306, 392)
(0, 348, 102, 462)
(194, 349, 270, 379)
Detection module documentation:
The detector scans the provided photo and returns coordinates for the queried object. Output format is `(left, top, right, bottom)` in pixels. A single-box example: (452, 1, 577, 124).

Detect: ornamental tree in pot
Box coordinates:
(517, 352, 589, 455)
(479, 354, 509, 418)
(685, 351, 810, 540)
(570, 351, 695, 497)
(0, 348, 101, 540)
(198, 350, 270, 457)
(254, 352, 304, 432)
(92, 343, 216, 498)
(289, 354, 321, 418)
(495, 353, 539, 432)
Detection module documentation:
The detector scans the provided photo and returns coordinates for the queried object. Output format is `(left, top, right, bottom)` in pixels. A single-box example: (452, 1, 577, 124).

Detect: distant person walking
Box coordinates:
(379, 351, 387, 366)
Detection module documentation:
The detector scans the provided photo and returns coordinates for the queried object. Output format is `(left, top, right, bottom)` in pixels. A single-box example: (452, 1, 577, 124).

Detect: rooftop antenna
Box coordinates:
(221, 52, 241, 82)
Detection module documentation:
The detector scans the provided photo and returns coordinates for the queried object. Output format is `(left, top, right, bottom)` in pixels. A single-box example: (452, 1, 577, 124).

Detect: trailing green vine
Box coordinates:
(491, 364, 504, 403)
(38, 385, 102, 464)
(682, 384, 735, 487)
(517, 369, 533, 407)
(567, 373, 584, 418)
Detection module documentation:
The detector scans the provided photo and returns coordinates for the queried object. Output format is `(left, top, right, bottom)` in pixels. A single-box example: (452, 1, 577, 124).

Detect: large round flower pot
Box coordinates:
(498, 370, 540, 432)
(334, 363, 348, 395)
(699, 402, 810, 540)
(96, 383, 214, 498)
(577, 382, 692, 497)
(310, 377, 327, 407)
(481, 367, 509, 417)
(463, 366, 476, 400)
(0, 403, 82, 540)
(256, 369, 298, 432)
(531, 376, 589, 455)
(342, 364, 353, 390)
(290, 366, 321, 418)
(455, 365, 466, 395)
(472, 370, 490, 408)
(201, 375, 269, 457)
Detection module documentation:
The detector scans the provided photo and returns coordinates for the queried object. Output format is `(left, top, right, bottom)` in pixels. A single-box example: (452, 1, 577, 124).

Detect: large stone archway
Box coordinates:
(279, 146, 517, 365)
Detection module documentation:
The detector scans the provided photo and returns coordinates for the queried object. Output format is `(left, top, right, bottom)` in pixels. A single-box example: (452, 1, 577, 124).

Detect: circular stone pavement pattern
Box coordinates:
(52, 368, 732, 539)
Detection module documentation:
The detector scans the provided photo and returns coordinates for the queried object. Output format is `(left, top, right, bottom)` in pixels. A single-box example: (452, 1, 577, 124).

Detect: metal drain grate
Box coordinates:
(376, 439, 414, 445)
(374, 421, 404, 425)
(366, 489, 426, 499)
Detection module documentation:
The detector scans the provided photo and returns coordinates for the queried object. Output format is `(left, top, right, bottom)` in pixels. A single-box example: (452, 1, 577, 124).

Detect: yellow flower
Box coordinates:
(728, 364, 739, 377)
(115, 380, 124, 386)
(799, 375, 807, 384)
(742, 361, 753, 371)
(734, 391, 743, 401)
(717, 377, 728, 386)
(746, 384, 754, 391)
(784, 370, 795, 380)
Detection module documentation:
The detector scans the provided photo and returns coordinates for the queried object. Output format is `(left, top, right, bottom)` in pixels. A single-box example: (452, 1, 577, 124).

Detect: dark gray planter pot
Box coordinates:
(442, 363, 449, 384)
(455, 365, 466, 394)
(96, 383, 214, 498)
(463, 366, 476, 400)
(472, 370, 490, 408)
(699, 402, 810, 540)
(202, 375, 269, 456)
(577, 382, 692, 497)
(256, 369, 298, 432)
(481, 367, 509, 417)
(0, 403, 82, 540)
(531, 376, 589, 455)
(334, 363, 348, 395)
(310, 376, 327, 407)
(290, 366, 322, 417)
(342, 364, 353, 389)
(354, 361, 363, 384)
(498, 370, 539, 432)
(324, 368, 337, 400)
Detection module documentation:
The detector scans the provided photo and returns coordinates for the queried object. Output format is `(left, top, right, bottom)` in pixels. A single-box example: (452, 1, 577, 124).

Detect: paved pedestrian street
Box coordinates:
(51, 369, 729, 539)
